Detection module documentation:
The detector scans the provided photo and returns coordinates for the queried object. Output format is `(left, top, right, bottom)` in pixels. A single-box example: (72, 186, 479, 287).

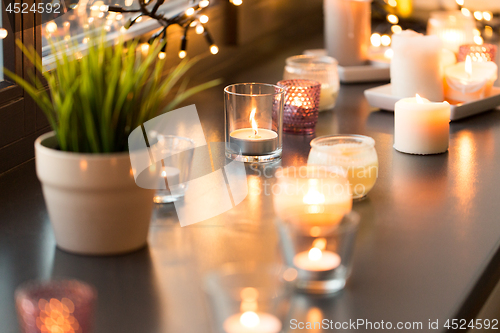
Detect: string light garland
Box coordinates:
(108, 0, 242, 58)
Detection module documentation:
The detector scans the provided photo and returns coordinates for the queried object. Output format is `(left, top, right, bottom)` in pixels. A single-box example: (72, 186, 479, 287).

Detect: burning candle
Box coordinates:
(229, 109, 278, 155)
(444, 55, 498, 103)
(293, 238, 341, 272)
(394, 94, 450, 155)
(223, 312, 282, 333)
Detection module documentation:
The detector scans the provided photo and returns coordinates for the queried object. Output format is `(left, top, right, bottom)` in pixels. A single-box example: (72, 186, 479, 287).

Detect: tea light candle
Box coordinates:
(394, 94, 450, 155)
(294, 247, 341, 272)
(223, 312, 282, 333)
(229, 109, 278, 155)
(444, 55, 498, 103)
(391, 30, 444, 102)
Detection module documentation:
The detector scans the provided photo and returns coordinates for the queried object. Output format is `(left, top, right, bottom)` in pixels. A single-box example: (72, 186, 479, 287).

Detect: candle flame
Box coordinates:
(240, 311, 260, 328)
(302, 189, 325, 205)
(249, 108, 258, 136)
(465, 55, 473, 77)
(415, 94, 424, 104)
(312, 238, 327, 251)
(308, 247, 323, 261)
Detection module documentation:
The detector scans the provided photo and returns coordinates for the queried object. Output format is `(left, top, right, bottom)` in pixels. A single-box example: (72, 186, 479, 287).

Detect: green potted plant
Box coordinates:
(5, 33, 219, 255)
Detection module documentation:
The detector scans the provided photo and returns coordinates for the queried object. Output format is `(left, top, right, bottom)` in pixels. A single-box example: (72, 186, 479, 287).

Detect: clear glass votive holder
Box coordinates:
(15, 280, 96, 333)
(148, 135, 195, 204)
(225, 83, 284, 163)
(283, 55, 340, 111)
(427, 11, 475, 53)
(308, 135, 379, 200)
(273, 166, 352, 237)
(277, 212, 360, 295)
(277, 79, 321, 135)
(204, 262, 293, 333)
(458, 43, 498, 62)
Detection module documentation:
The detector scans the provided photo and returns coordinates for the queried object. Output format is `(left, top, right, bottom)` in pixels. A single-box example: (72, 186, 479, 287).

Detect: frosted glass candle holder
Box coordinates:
(204, 263, 293, 333)
(277, 212, 360, 294)
(225, 83, 284, 163)
(277, 79, 321, 135)
(15, 280, 96, 333)
(307, 135, 379, 200)
(283, 55, 340, 111)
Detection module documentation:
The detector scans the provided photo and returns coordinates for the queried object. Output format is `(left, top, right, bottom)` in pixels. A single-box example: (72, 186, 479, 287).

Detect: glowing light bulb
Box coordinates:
(100, 5, 108, 11)
(370, 33, 381, 47)
(473, 11, 483, 20)
(136, 16, 142, 22)
(0, 28, 7, 39)
(456, 0, 464, 5)
(178, 50, 187, 59)
(391, 25, 402, 34)
(483, 11, 492, 21)
(158, 52, 166, 60)
(232, 0, 243, 5)
(308, 247, 323, 261)
(381, 34, 391, 46)
(116, 13, 123, 20)
(46, 22, 58, 33)
(90, 5, 99, 11)
(387, 14, 399, 24)
(196, 24, 204, 34)
(141, 43, 150, 53)
(185, 7, 195, 16)
(474, 35, 483, 45)
(240, 312, 260, 328)
(210, 44, 219, 54)
(461, 8, 471, 17)
(388, 0, 397, 7)
(199, 15, 209, 24)
(199, 0, 209, 8)
(384, 48, 394, 59)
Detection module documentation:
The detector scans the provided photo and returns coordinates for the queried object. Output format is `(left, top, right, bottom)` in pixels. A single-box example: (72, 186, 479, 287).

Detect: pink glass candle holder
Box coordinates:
(15, 280, 96, 333)
(277, 79, 321, 135)
(458, 44, 498, 62)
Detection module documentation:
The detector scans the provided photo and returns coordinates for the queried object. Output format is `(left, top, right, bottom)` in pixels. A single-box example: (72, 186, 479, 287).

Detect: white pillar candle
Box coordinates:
(390, 30, 444, 102)
(324, 0, 371, 66)
(444, 56, 498, 103)
(223, 312, 282, 333)
(294, 248, 341, 272)
(394, 95, 450, 155)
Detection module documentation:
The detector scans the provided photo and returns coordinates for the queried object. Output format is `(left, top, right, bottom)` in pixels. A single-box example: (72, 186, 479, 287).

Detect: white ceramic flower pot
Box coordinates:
(35, 132, 157, 255)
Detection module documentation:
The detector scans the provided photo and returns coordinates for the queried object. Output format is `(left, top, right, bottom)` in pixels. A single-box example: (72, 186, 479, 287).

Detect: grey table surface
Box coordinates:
(2, 36, 500, 333)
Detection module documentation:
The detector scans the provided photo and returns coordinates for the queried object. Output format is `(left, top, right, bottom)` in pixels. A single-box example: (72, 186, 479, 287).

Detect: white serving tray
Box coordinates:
(364, 83, 500, 121)
(338, 61, 390, 83)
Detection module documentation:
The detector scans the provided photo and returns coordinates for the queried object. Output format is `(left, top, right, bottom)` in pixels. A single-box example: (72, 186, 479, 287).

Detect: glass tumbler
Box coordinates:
(225, 83, 284, 163)
(277, 79, 321, 135)
(283, 55, 340, 111)
(149, 135, 195, 203)
(15, 280, 96, 333)
(307, 135, 378, 200)
(204, 262, 293, 333)
(276, 212, 360, 294)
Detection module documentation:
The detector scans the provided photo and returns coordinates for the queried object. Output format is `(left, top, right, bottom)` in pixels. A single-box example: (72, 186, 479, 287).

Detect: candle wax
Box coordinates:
(294, 250, 341, 271)
(229, 128, 278, 156)
(319, 84, 338, 111)
(223, 312, 282, 333)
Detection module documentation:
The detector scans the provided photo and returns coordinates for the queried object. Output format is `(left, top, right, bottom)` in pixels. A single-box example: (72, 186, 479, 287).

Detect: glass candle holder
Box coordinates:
(277, 212, 360, 294)
(458, 43, 498, 62)
(427, 11, 475, 53)
(225, 83, 284, 163)
(307, 135, 379, 200)
(148, 134, 195, 204)
(277, 79, 321, 135)
(204, 262, 293, 333)
(15, 280, 96, 333)
(273, 166, 352, 237)
(283, 55, 340, 111)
